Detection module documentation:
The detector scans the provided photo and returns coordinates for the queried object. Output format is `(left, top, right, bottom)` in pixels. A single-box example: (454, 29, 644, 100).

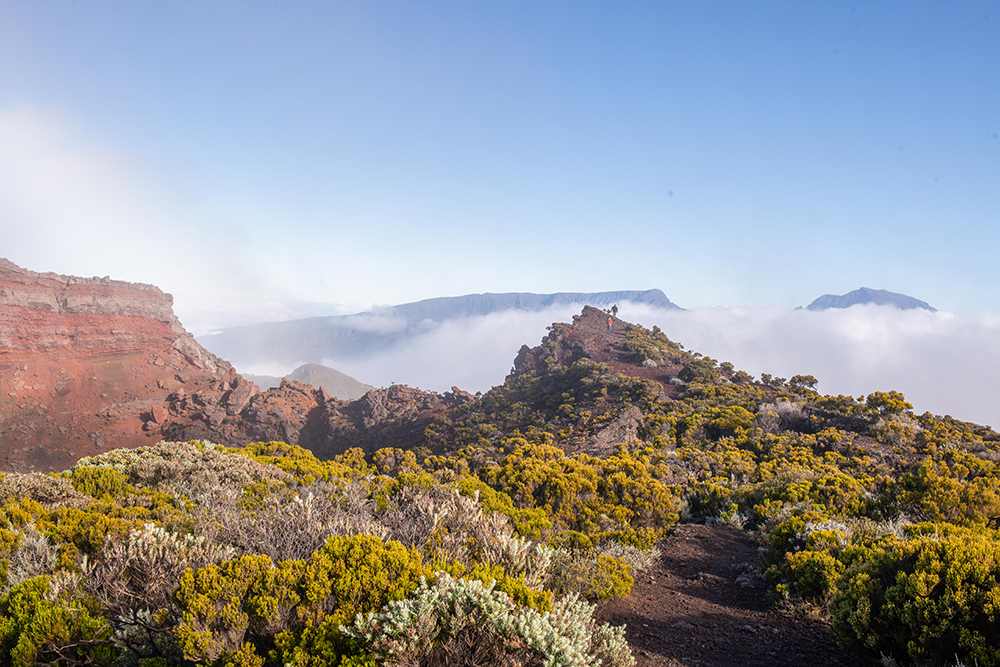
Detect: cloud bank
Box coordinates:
(327, 303, 1000, 430)
(0, 105, 356, 335)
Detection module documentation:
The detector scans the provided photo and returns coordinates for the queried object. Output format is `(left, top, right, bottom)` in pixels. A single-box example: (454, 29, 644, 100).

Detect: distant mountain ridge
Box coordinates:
(198, 289, 679, 369)
(378, 289, 680, 320)
(805, 287, 935, 312)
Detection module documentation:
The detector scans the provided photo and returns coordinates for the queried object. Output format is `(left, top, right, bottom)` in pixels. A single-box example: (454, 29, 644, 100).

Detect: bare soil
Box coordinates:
(595, 524, 875, 667)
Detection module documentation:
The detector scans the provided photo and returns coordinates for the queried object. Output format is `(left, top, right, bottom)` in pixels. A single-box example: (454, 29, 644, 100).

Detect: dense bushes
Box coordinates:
(173, 534, 428, 666)
(832, 531, 1000, 666)
(0, 574, 112, 667)
(0, 439, 653, 666)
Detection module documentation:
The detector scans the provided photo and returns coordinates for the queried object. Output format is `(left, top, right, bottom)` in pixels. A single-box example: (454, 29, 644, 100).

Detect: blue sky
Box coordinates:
(1, 1, 998, 331)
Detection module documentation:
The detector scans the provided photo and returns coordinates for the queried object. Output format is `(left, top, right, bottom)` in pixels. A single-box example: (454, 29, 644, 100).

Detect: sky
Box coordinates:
(1, 2, 998, 423)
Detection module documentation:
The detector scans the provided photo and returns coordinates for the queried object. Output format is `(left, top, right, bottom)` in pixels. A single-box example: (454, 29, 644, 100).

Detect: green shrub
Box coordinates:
(0, 575, 113, 667)
(785, 549, 843, 600)
(590, 554, 634, 600)
(831, 533, 1000, 666)
(71, 467, 131, 501)
(174, 534, 429, 666)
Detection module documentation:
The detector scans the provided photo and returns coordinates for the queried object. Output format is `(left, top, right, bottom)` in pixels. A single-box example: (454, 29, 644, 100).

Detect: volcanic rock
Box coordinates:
(0, 259, 242, 472)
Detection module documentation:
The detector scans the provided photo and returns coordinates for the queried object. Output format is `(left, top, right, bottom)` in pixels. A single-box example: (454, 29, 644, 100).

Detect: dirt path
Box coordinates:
(595, 524, 874, 667)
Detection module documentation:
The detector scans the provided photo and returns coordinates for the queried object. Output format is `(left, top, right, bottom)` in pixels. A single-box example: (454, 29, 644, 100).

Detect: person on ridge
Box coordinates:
(611, 303, 618, 317)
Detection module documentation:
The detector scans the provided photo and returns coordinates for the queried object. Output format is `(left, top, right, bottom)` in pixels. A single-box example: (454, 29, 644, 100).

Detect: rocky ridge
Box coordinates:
(0, 259, 489, 471)
(169, 305, 689, 461)
(1, 261, 715, 471)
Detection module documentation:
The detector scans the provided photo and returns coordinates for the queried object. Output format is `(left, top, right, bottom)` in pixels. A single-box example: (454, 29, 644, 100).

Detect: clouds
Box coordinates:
(633, 304, 1000, 428)
(0, 105, 204, 295)
(0, 105, 158, 271)
(0, 104, 349, 334)
(328, 305, 586, 394)
(327, 303, 1000, 430)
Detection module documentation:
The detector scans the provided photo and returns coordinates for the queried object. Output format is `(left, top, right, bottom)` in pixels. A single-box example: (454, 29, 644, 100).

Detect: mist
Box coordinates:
(321, 303, 999, 429)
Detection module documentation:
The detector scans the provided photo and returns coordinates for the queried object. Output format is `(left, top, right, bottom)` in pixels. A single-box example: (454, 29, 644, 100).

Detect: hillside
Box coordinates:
(197, 288, 680, 369)
(0, 258, 246, 471)
(4, 279, 1000, 666)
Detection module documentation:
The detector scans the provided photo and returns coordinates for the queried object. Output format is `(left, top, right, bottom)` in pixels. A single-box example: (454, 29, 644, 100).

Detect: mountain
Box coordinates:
(197, 289, 680, 370)
(167, 305, 692, 459)
(286, 363, 373, 399)
(7, 264, 1000, 666)
(0, 258, 255, 471)
(804, 287, 936, 311)
(244, 364, 373, 399)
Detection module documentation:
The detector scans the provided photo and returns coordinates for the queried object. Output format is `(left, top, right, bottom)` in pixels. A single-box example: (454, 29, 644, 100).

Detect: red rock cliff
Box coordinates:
(0, 259, 238, 472)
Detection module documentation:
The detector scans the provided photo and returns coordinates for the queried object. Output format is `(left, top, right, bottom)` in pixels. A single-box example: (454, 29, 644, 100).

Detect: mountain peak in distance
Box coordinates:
(804, 287, 936, 312)
(244, 363, 374, 400)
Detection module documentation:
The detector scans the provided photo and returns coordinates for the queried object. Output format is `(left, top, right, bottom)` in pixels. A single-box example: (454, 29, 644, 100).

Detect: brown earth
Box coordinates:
(596, 524, 874, 667)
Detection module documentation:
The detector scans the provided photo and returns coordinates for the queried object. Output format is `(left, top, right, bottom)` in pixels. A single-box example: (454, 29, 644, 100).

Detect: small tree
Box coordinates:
(865, 391, 913, 418)
(789, 375, 819, 391)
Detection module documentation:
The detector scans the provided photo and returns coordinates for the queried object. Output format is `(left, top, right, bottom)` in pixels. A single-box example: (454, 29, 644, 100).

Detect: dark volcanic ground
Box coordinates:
(596, 524, 874, 667)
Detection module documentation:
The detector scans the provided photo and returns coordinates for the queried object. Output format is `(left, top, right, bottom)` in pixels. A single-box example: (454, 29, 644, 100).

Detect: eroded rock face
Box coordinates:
(163, 379, 454, 460)
(578, 405, 645, 457)
(0, 259, 237, 472)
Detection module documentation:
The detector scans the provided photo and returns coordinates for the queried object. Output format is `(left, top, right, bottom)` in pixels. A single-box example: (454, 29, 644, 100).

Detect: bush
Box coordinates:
(173, 534, 429, 666)
(0, 574, 113, 667)
(343, 573, 635, 667)
(831, 533, 1000, 666)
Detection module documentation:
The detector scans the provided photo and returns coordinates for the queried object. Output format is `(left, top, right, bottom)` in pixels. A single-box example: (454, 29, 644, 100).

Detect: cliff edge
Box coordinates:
(0, 259, 241, 471)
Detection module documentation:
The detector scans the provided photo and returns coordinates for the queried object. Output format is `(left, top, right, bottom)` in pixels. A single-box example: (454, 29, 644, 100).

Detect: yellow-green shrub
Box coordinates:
(174, 534, 429, 666)
(0, 575, 113, 667)
(831, 532, 1000, 666)
(590, 554, 634, 600)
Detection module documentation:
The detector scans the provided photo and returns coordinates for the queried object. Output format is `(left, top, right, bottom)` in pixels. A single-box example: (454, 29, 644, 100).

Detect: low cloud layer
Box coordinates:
(326, 306, 585, 395)
(326, 304, 1000, 430)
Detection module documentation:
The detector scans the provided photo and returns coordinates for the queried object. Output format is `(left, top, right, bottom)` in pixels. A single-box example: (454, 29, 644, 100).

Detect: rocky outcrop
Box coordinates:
(163, 379, 455, 460)
(578, 405, 645, 457)
(0, 259, 237, 472)
(511, 305, 685, 397)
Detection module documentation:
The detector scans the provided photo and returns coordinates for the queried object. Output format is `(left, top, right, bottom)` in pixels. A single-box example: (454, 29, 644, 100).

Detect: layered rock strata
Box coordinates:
(0, 259, 244, 471)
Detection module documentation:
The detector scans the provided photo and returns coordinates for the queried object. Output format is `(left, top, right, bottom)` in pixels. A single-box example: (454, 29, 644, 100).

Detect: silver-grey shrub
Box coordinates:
(2, 522, 59, 591)
(83, 523, 236, 666)
(74, 440, 292, 503)
(0, 472, 89, 507)
(343, 573, 635, 667)
(193, 478, 385, 562)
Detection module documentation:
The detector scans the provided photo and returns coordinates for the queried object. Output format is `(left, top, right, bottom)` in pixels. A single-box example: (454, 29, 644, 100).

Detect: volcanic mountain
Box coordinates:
(245, 363, 374, 399)
(804, 287, 935, 311)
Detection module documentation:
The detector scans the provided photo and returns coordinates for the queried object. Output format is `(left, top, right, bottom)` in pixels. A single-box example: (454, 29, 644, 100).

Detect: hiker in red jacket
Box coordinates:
(607, 317, 613, 333)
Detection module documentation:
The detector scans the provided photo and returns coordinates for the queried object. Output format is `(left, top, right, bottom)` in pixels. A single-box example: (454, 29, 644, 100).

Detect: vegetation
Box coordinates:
(2, 316, 1000, 665)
